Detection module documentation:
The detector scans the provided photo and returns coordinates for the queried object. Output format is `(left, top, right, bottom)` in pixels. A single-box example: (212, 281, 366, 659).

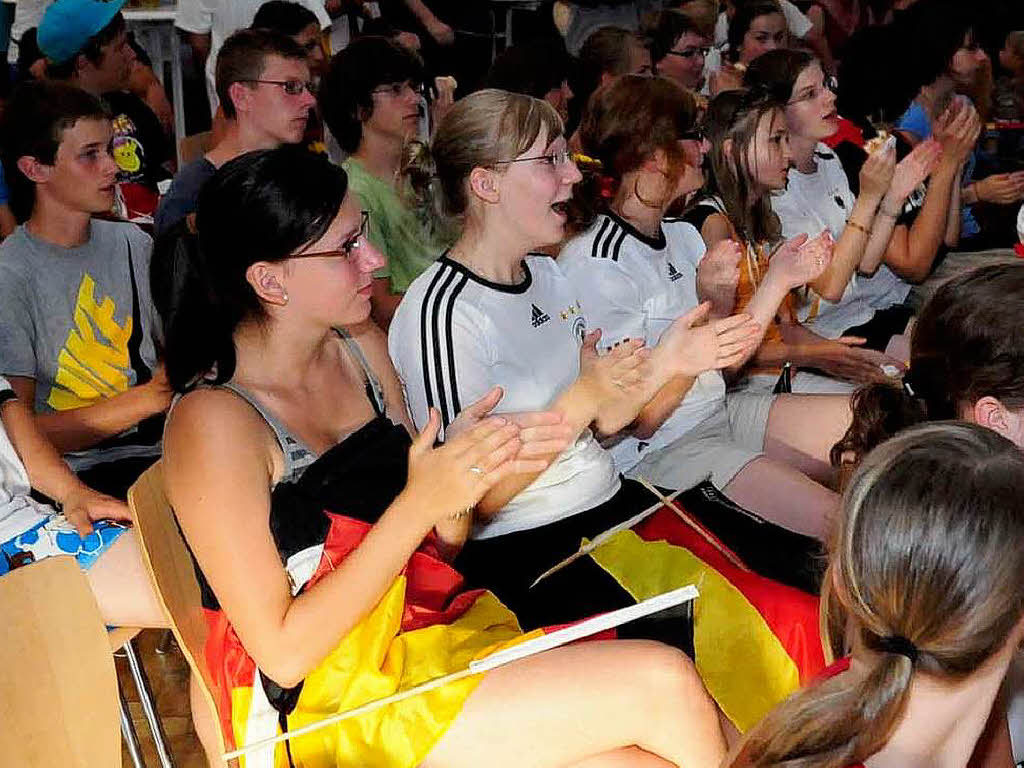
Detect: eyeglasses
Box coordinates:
(239, 79, 316, 96)
(493, 149, 575, 168)
(288, 211, 370, 260)
(666, 46, 710, 60)
(680, 128, 705, 142)
(787, 75, 837, 105)
(371, 81, 427, 98)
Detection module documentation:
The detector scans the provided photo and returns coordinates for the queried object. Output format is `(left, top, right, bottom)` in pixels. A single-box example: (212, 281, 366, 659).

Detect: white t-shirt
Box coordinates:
(7, 0, 52, 64)
(559, 213, 727, 474)
(0, 378, 52, 543)
(714, 0, 812, 48)
(771, 143, 911, 339)
(175, 0, 331, 114)
(388, 254, 620, 539)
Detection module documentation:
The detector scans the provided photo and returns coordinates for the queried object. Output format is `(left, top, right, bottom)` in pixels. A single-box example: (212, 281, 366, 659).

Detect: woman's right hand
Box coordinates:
(859, 140, 897, 200)
(934, 97, 981, 167)
(405, 409, 545, 525)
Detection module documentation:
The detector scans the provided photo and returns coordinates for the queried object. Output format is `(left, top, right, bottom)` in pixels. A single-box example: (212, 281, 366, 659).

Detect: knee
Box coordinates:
(628, 642, 709, 710)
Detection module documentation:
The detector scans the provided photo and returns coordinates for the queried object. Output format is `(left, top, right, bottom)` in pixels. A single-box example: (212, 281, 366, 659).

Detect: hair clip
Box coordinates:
(572, 153, 602, 170)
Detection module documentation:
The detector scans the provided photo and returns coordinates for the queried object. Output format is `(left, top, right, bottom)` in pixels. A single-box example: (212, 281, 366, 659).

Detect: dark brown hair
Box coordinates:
(832, 262, 1024, 467)
(215, 28, 309, 119)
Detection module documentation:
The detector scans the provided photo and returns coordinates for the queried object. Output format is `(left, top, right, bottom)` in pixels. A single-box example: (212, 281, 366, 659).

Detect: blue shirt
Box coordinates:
(897, 100, 979, 238)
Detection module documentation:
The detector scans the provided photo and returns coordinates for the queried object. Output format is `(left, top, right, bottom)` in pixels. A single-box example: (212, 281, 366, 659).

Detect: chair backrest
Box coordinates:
(128, 461, 229, 760)
(0, 556, 121, 767)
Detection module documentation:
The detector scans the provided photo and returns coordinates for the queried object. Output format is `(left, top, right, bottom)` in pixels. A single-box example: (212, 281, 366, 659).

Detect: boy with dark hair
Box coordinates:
(0, 80, 167, 499)
(37, 0, 170, 218)
(154, 27, 316, 235)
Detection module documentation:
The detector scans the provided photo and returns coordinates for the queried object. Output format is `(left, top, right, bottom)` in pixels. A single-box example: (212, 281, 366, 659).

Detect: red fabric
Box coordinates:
(635, 506, 826, 682)
(1014, 243, 1024, 259)
(824, 117, 866, 149)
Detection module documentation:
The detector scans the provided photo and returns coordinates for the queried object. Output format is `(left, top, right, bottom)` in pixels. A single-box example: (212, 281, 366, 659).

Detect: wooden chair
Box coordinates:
(128, 462, 232, 767)
(176, 131, 213, 167)
(0, 556, 121, 767)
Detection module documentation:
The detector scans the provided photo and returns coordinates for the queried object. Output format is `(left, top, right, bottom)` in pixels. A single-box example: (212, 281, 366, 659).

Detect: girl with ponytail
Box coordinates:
(155, 145, 728, 768)
(832, 262, 1024, 467)
(732, 420, 1024, 768)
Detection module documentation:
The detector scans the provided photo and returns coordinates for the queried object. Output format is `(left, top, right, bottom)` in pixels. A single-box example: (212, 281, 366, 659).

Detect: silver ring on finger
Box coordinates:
(612, 379, 626, 389)
(468, 465, 484, 475)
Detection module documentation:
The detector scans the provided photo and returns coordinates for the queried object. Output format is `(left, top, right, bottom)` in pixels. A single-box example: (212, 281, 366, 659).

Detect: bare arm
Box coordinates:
(0, 205, 16, 239)
(165, 389, 526, 687)
(185, 32, 211, 68)
(8, 374, 171, 455)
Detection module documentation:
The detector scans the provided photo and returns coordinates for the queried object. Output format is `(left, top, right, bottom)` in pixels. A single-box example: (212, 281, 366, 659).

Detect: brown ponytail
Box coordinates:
(734, 422, 1024, 768)
(833, 263, 1024, 467)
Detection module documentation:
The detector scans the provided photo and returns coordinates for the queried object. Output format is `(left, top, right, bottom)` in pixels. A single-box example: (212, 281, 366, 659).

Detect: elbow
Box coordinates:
(817, 281, 845, 303)
(254, 651, 310, 690)
(630, 420, 658, 442)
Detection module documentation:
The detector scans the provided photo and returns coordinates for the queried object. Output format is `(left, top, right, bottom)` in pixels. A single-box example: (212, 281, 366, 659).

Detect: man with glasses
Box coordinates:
(38, 0, 171, 219)
(155, 29, 316, 236)
(647, 9, 713, 93)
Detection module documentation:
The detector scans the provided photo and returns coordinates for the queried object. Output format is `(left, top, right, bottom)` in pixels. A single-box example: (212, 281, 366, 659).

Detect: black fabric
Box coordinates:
(680, 202, 719, 234)
(841, 303, 914, 352)
(103, 90, 171, 191)
(76, 453, 159, 500)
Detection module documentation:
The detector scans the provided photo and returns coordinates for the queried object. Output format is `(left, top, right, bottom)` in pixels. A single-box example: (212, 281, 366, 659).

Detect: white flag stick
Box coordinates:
(222, 585, 699, 761)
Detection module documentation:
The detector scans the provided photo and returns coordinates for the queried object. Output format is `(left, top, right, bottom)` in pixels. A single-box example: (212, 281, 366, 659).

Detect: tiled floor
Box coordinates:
(115, 629, 208, 768)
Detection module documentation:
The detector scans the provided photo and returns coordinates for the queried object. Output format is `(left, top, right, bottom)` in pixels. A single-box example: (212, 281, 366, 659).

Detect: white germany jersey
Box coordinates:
(388, 254, 620, 539)
(559, 213, 727, 473)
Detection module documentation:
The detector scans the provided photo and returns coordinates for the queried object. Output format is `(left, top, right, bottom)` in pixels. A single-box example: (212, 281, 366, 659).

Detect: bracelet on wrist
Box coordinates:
(846, 218, 870, 236)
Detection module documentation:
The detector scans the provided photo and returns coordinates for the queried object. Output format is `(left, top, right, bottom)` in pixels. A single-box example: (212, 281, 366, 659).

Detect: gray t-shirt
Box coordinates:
(153, 157, 217, 237)
(0, 220, 162, 471)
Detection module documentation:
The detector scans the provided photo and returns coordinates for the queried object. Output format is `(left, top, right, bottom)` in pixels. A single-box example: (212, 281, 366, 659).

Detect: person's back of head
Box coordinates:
(215, 27, 310, 121)
(319, 35, 425, 155)
(732, 420, 1024, 768)
(676, 0, 719, 39)
(154, 147, 347, 392)
(574, 27, 649, 112)
(38, 0, 130, 92)
(484, 39, 571, 103)
(570, 74, 697, 230)
(833, 262, 1024, 467)
(0, 79, 109, 222)
(252, 0, 319, 37)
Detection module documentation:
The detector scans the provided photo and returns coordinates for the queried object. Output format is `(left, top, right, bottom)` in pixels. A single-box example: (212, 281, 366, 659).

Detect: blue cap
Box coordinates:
(38, 0, 127, 65)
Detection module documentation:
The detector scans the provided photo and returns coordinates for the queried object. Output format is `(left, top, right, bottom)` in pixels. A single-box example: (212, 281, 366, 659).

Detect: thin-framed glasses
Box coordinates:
(493, 149, 575, 168)
(787, 75, 838, 105)
(371, 81, 427, 98)
(289, 211, 370, 260)
(666, 46, 710, 60)
(238, 78, 316, 96)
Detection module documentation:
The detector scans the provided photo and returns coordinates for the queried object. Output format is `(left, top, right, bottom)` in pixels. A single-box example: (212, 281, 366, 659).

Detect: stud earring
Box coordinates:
(282, 292, 289, 305)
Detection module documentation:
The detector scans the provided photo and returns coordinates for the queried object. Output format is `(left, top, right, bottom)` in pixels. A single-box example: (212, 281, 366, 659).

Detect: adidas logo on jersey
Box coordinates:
(531, 303, 550, 327)
(667, 262, 683, 282)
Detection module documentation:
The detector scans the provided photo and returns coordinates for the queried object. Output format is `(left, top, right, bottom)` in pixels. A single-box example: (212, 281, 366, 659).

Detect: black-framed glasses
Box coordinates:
(371, 81, 427, 98)
(239, 78, 316, 96)
(787, 75, 837, 105)
(493, 149, 575, 168)
(666, 46, 710, 60)
(289, 211, 370, 260)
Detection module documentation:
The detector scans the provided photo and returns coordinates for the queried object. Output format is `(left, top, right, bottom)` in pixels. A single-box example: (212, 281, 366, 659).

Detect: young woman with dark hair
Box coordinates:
(563, 75, 851, 544)
(711, 1, 788, 94)
(744, 49, 962, 352)
(731, 420, 1024, 768)
(157, 144, 728, 768)
(319, 35, 455, 328)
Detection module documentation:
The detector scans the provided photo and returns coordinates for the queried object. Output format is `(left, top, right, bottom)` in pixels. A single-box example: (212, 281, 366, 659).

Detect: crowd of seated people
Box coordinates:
(2, 0, 1024, 765)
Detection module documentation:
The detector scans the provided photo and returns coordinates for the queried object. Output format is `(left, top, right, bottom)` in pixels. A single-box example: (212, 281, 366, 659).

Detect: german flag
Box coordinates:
(204, 512, 544, 768)
(589, 504, 825, 733)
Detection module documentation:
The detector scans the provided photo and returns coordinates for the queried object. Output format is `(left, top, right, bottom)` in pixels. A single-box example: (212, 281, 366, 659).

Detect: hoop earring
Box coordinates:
(632, 175, 668, 210)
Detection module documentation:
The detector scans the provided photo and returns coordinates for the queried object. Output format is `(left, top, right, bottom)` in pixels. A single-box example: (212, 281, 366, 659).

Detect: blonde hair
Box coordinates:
(731, 421, 1024, 768)
(425, 88, 562, 228)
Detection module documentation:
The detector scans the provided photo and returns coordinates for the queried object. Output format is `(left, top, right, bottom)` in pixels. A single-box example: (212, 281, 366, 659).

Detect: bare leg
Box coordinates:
(190, 674, 232, 767)
(763, 394, 852, 486)
(724, 456, 838, 540)
(422, 640, 726, 768)
(85, 531, 166, 628)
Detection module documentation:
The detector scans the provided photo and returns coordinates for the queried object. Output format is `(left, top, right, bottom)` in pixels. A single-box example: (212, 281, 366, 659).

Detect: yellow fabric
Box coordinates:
(589, 530, 802, 732)
(231, 576, 538, 768)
